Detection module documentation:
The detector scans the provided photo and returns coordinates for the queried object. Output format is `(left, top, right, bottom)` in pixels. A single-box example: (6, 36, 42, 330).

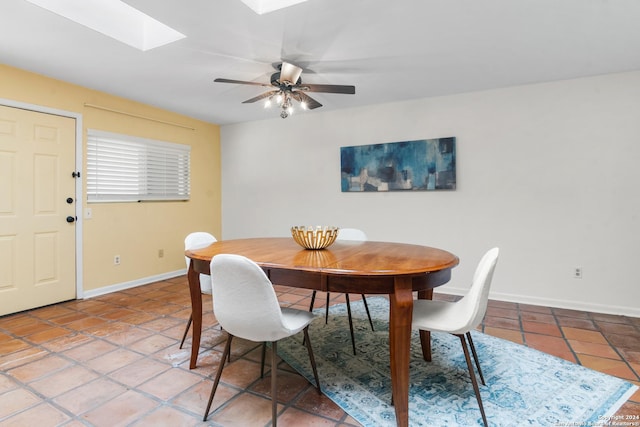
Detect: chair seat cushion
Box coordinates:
(412, 299, 472, 334)
(281, 308, 315, 335)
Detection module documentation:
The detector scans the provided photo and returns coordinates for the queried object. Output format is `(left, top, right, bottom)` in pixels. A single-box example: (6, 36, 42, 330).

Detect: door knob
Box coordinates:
(66, 216, 76, 223)
(66, 197, 74, 204)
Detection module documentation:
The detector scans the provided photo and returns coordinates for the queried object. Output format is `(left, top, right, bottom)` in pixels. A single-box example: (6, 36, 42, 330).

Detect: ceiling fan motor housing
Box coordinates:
(270, 72, 301, 87)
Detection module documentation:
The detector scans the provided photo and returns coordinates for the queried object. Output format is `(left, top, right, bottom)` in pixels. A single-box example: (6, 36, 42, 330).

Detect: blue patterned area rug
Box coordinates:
(278, 297, 637, 427)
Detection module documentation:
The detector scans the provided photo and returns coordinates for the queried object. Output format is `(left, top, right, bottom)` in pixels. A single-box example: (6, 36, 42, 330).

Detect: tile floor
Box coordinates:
(1, 276, 638, 426)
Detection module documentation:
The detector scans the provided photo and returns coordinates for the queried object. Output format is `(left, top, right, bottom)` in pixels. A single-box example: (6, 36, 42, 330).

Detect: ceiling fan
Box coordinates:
(214, 62, 356, 118)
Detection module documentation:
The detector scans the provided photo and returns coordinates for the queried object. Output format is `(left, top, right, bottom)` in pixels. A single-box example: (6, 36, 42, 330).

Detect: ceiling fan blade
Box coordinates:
(279, 62, 303, 84)
(292, 91, 323, 110)
(242, 90, 279, 104)
(296, 83, 355, 94)
(214, 78, 272, 87)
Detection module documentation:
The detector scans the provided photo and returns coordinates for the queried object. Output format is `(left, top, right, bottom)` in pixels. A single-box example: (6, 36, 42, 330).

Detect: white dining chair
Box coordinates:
(308, 228, 374, 355)
(411, 247, 499, 427)
(179, 232, 217, 349)
(203, 254, 321, 426)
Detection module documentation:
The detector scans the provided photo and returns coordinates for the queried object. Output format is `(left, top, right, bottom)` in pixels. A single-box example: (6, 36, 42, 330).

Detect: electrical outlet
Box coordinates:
(573, 267, 582, 279)
(114, 255, 121, 265)
(158, 249, 164, 258)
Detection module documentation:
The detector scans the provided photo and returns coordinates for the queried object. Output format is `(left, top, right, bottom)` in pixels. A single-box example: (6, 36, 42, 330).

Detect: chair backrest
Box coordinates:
(337, 228, 367, 241)
(210, 254, 290, 342)
(185, 232, 217, 293)
(457, 247, 500, 331)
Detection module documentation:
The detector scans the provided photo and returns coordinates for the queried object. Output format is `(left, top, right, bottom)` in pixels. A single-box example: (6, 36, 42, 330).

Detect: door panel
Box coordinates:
(0, 105, 76, 316)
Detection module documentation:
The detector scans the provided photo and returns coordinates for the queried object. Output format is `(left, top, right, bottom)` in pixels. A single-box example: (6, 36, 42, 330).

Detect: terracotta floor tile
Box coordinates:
(6, 320, 51, 336)
(29, 365, 99, 398)
(103, 326, 154, 346)
(109, 357, 170, 387)
(49, 312, 92, 325)
(569, 340, 621, 360)
(65, 316, 109, 331)
(251, 367, 314, 402)
(606, 333, 640, 352)
(577, 354, 638, 381)
(486, 306, 520, 319)
(0, 331, 11, 342)
(553, 307, 591, 319)
(0, 374, 18, 393)
(522, 320, 562, 337)
(119, 311, 158, 325)
(100, 308, 138, 321)
(294, 386, 346, 421)
(218, 358, 263, 389)
(26, 326, 73, 344)
(0, 338, 31, 355)
(40, 332, 94, 352)
(520, 311, 556, 324)
(138, 316, 183, 332)
(29, 305, 77, 320)
(7, 354, 72, 383)
(0, 402, 70, 427)
(482, 316, 521, 331)
(0, 388, 42, 418)
(85, 348, 144, 374)
(173, 379, 238, 417)
(562, 327, 608, 344)
(128, 333, 177, 354)
(556, 316, 597, 330)
(518, 303, 553, 314)
(0, 347, 49, 370)
(82, 390, 159, 427)
(130, 406, 200, 427)
(597, 321, 638, 336)
(53, 377, 127, 414)
(208, 392, 277, 426)
(481, 327, 524, 344)
(524, 333, 577, 363)
(278, 406, 337, 426)
(63, 338, 118, 362)
(137, 368, 203, 401)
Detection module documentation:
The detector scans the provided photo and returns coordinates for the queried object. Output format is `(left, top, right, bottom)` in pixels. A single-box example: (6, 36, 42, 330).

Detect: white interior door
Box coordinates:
(0, 105, 77, 316)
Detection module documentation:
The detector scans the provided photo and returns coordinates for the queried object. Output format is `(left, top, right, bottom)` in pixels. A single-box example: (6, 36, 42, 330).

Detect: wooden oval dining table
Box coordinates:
(185, 237, 459, 427)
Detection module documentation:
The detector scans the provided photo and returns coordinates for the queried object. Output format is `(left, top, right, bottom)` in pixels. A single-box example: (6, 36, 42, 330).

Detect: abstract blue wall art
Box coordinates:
(340, 137, 456, 192)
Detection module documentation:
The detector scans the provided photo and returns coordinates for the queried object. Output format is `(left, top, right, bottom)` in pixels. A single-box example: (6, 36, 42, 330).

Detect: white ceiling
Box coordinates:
(2, 0, 640, 125)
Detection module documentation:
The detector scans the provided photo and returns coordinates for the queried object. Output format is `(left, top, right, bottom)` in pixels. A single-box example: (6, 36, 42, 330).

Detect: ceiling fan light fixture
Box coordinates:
(239, 0, 308, 15)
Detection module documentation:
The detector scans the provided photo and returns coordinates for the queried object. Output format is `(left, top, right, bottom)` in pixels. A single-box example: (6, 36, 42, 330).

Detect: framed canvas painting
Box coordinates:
(340, 137, 456, 192)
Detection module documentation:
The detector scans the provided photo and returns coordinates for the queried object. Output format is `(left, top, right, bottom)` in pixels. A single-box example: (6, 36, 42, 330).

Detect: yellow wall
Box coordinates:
(0, 64, 221, 292)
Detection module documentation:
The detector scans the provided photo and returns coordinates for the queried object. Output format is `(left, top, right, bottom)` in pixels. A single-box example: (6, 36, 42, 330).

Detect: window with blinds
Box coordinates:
(87, 129, 191, 202)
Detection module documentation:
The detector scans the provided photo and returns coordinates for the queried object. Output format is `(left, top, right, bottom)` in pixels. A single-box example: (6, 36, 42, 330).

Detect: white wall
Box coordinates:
(220, 71, 640, 317)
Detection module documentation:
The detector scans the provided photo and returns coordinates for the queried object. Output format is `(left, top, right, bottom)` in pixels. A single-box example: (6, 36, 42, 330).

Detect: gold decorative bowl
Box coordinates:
(291, 226, 339, 250)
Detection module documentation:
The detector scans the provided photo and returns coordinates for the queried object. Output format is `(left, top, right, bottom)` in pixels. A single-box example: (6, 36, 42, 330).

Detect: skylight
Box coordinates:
(239, 0, 308, 15)
(24, 0, 186, 51)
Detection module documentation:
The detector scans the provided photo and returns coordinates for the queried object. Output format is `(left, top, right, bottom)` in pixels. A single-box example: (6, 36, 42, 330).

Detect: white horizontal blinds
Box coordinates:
(87, 130, 190, 202)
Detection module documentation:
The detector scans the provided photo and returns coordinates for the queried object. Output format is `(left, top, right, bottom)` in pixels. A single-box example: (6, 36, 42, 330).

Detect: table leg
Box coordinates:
(389, 276, 413, 427)
(187, 262, 203, 369)
(418, 289, 433, 362)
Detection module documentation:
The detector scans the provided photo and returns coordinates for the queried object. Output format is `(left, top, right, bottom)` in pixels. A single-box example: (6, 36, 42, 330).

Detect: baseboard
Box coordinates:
(441, 286, 640, 318)
(82, 269, 187, 299)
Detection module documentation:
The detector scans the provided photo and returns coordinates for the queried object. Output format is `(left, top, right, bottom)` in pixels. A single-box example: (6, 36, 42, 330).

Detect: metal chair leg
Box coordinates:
(466, 331, 485, 385)
(345, 294, 357, 355)
(203, 334, 233, 421)
(179, 313, 192, 349)
(302, 326, 321, 393)
(260, 342, 267, 378)
(459, 334, 488, 427)
(271, 340, 278, 427)
(361, 295, 375, 331)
